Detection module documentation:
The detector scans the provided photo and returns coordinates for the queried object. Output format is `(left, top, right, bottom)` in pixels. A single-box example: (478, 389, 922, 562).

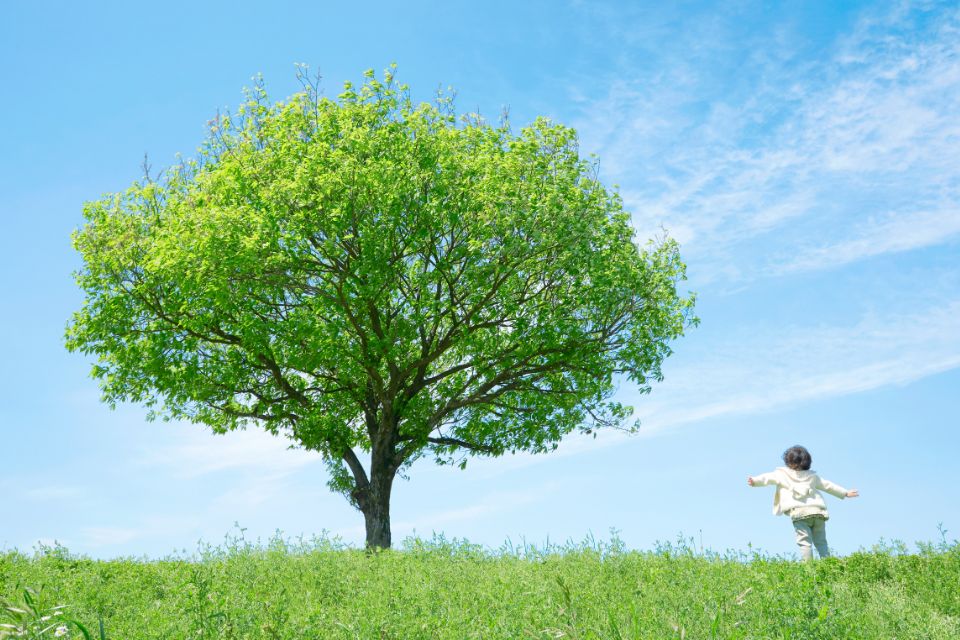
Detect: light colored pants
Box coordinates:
(792, 516, 830, 561)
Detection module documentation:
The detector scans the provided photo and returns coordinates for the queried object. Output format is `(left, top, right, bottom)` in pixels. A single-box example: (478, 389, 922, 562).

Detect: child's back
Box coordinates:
(748, 445, 859, 560)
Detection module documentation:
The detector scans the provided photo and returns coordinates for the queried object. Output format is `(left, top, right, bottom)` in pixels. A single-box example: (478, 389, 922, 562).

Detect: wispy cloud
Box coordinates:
(210, 470, 326, 512)
(631, 298, 960, 434)
(393, 483, 559, 535)
(132, 426, 328, 525)
(138, 426, 320, 478)
(81, 526, 140, 547)
(775, 207, 960, 274)
(74, 514, 209, 552)
(571, 2, 960, 282)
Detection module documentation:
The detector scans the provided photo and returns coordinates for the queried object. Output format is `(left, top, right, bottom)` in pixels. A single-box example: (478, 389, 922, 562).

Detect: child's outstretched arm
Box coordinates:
(747, 472, 780, 487)
(815, 476, 859, 499)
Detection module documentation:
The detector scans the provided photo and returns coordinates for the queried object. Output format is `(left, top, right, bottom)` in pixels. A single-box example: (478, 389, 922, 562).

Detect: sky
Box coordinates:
(1, 0, 958, 559)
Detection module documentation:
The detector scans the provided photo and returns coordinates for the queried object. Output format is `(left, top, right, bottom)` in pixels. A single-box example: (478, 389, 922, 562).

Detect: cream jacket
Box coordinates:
(751, 467, 848, 517)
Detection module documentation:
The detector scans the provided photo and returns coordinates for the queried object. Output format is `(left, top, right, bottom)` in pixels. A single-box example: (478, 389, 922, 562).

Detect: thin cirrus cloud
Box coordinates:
(392, 483, 560, 537)
(74, 514, 210, 552)
(80, 526, 141, 547)
(571, 2, 960, 281)
(134, 424, 333, 527)
(774, 207, 960, 275)
(631, 298, 960, 434)
(138, 425, 321, 479)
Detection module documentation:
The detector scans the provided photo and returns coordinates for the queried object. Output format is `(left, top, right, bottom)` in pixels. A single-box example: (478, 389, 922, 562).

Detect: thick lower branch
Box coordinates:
(341, 447, 369, 506)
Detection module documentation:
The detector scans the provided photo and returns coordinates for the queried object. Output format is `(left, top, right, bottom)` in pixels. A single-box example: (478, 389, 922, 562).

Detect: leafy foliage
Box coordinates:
(0, 586, 93, 640)
(67, 66, 695, 545)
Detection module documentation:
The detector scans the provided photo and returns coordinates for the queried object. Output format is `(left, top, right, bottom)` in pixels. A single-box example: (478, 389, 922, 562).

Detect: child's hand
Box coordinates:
(846, 489, 859, 498)
(747, 476, 755, 486)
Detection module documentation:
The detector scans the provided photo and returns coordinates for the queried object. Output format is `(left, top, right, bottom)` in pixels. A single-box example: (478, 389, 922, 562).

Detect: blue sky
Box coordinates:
(1, 0, 958, 559)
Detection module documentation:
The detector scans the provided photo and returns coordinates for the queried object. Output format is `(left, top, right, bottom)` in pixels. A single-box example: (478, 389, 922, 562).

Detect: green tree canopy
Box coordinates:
(67, 67, 696, 548)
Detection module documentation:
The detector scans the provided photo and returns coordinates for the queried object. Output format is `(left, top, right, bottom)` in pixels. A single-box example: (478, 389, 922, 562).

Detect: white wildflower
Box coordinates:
(54, 625, 69, 637)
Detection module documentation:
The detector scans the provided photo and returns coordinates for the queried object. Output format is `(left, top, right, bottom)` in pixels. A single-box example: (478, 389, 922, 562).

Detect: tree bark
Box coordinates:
(358, 439, 398, 550)
(362, 469, 394, 549)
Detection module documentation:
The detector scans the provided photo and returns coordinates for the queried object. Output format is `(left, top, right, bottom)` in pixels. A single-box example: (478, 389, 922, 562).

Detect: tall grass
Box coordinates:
(1, 530, 957, 639)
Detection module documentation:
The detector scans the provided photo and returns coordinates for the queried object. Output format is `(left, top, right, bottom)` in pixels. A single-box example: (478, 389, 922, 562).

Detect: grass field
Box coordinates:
(2, 532, 958, 639)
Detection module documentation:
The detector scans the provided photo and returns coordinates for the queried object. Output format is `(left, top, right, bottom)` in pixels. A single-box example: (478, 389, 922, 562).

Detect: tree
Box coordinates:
(67, 67, 696, 549)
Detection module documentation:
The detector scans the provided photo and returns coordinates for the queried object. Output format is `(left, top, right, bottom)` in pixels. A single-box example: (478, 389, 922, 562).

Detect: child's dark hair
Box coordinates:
(783, 445, 812, 470)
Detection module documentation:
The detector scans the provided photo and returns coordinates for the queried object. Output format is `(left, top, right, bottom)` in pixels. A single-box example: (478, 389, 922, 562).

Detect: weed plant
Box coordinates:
(1, 529, 957, 639)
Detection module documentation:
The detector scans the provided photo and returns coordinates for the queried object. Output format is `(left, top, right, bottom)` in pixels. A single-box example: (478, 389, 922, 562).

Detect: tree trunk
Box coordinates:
(361, 450, 397, 549)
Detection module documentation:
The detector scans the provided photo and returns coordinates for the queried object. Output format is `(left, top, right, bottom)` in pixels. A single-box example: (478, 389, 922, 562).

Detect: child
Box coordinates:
(748, 445, 859, 561)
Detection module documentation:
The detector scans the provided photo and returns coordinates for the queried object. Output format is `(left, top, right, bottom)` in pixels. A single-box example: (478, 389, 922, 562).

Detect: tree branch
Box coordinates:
(426, 436, 495, 454)
(342, 446, 369, 494)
